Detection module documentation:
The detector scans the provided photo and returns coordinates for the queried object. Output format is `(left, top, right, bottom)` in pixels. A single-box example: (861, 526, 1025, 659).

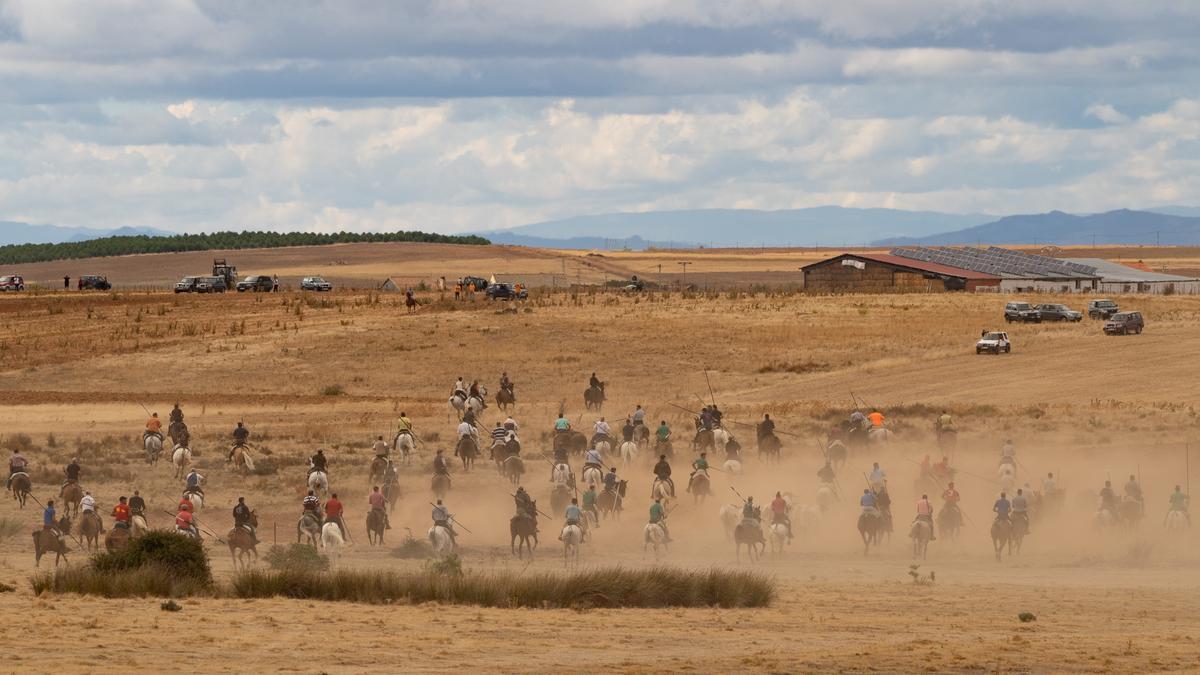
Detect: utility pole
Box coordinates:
(678, 261, 691, 290)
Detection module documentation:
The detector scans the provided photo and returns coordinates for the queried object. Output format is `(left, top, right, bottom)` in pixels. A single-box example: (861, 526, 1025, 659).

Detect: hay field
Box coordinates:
(1, 284, 1199, 673)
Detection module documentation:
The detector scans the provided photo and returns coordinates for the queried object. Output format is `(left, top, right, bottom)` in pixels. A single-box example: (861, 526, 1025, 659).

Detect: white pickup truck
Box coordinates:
(975, 331, 1011, 355)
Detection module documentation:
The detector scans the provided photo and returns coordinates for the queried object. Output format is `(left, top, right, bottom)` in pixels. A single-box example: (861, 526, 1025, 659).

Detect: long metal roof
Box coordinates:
(802, 253, 999, 280)
(890, 246, 1099, 279)
(1062, 258, 1200, 283)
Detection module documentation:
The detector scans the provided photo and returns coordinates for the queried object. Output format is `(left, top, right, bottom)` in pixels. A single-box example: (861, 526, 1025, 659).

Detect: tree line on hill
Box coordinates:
(0, 230, 490, 265)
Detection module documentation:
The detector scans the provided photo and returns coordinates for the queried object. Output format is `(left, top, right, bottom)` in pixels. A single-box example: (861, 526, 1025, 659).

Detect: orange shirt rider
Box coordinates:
(146, 415, 163, 434)
(867, 411, 885, 428)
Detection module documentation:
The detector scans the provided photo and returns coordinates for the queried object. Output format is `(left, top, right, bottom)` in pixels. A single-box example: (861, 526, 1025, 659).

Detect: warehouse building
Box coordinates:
(889, 246, 1101, 293)
(801, 253, 1000, 293)
(1061, 258, 1200, 295)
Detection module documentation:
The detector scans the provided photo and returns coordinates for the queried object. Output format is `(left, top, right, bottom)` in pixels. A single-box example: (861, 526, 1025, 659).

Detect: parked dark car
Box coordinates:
(175, 275, 227, 294)
(301, 276, 333, 292)
(237, 275, 275, 292)
(1004, 301, 1041, 323)
(461, 276, 489, 292)
(0, 275, 26, 291)
(1104, 311, 1144, 335)
(1035, 303, 1082, 322)
(79, 274, 111, 290)
(1087, 299, 1119, 319)
(486, 282, 527, 300)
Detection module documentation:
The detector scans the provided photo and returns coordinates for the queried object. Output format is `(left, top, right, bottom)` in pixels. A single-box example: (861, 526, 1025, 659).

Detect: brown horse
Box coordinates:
(495, 386, 515, 412)
(227, 511, 259, 569)
(61, 482, 83, 518)
(734, 517, 766, 563)
(455, 436, 478, 471)
(105, 526, 131, 552)
(231, 445, 254, 475)
(431, 474, 451, 499)
(33, 518, 71, 567)
(596, 481, 626, 520)
(991, 517, 1013, 561)
(369, 456, 389, 485)
(10, 472, 32, 508)
(510, 513, 538, 559)
(857, 511, 883, 555)
(382, 481, 401, 512)
(366, 509, 386, 546)
(79, 511, 103, 551)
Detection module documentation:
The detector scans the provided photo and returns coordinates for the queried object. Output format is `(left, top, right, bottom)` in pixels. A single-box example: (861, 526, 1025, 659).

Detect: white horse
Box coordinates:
(393, 431, 416, 463)
(308, 470, 329, 495)
(145, 434, 164, 464)
(297, 512, 322, 546)
(594, 438, 611, 457)
(448, 392, 467, 418)
(712, 427, 733, 452)
(171, 446, 191, 479)
(468, 389, 488, 416)
(1166, 510, 1189, 532)
(619, 441, 638, 467)
(562, 524, 584, 564)
(581, 465, 602, 488)
(867, 428, 894, 445)
(429, 525, 454, 555)
(816, 485, 837, 511)
(719, 504, 740, 540)
(652, 478, 673, 505)
(723, 459, 743, 475)
(998, 465, 1016, 491)
(769, 523, 789, 554)
(643, 522, 667, 558)
(321, 522, 345, 564)
(183, 489, 204, 511)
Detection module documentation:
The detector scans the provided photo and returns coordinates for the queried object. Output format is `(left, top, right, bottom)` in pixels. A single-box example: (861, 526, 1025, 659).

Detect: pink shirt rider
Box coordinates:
(369, 492, 386, 509)
(916, 498, 933, 517)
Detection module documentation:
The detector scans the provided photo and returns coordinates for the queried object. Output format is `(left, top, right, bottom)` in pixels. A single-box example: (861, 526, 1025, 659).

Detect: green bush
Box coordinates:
(91, 531, 211, 584)
(390, 533, 432, 559)
(263, 544, 330, 572)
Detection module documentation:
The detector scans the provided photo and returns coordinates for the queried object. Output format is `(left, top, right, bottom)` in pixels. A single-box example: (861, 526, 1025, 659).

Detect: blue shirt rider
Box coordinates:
(994, 493, 1012, 520)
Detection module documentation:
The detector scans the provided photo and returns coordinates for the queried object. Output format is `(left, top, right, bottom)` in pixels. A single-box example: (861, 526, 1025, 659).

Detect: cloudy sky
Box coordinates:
(0, 1, 1198, 234)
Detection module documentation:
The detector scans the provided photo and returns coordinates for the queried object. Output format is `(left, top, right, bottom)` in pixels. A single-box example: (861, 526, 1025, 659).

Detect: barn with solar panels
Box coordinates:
(888, 247, 1102, 293)
(801, 252, 1000, 293)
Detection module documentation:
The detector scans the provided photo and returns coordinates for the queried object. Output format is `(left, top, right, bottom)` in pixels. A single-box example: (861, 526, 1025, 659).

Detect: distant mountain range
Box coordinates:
(0, 222, 172, 247)
(875, 209, 1200, 246)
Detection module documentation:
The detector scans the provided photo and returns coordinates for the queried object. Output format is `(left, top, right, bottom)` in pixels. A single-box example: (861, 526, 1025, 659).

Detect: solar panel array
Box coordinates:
(890, 246, 1098, 279)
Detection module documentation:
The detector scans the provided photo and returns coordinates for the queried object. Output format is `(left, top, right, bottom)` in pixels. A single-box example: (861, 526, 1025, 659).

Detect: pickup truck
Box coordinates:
(976, 331, 1012, 354)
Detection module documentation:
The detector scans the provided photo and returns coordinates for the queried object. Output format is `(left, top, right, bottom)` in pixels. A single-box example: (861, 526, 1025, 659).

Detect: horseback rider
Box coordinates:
(915, 494, 936, 540)
(368, 486, 392, 529)
(504, 415, 518, 432)
(632, 405, 646, 429)
(848, 410, 867, 431)
(603, 467, 619, 493)
(555, 414, 571, 434)
(457, 419, 478, 443)
(233, 496, 257, 542)
(687, 453, 709, 493)
(867, 409, 885, 428)
(490, 422, 509, 451)
(655, 420, 671, 445)
(228, 421, 250, 461)
(589, 372, 602, 390)
(309, 449, 328, 476)
(560, 497, 583, 541)
(1000, 439, 1016, 466)
(7, 449, 27, 489)
(111, 496, 131, 530)
(993, 491, 1012, 522)
(433, 449, 451, 475)
(129, 490, 146, 518)
(79, 490, 101, 530)
(499, 372, 513, 394)
(1167, 485, 1191, 525)
(582, 484, 600, 528)
(432, 499, 457, 545)
(935, 410, 954, 432)
(592, 417, 611, 447)
(397, 411, 414, 434)
(817, 459, 836, 484)
(452, 377, 467, 400)
(942, 482, 961, 507)
(145, 412, 163, 440)
(649, 497, 671, 542)
(876, 484, 892, 518)
(710, 405, 723, 426)
(1043, 472, 1058, 495)
(757, 413, 775, 441)
(169, 403, 184, 426)
(183, 468, 204, 496)
(770, 492, 793, 540)
(1099, 480, 1119, 512)
(932, 456, 954, 481)
(469, 380, 484, 404)
(175, 502, 198, 538)
(699, 407, 713, 430)
(43, 500, 61, 539)
(61, 457, 81, 495)
(868, 462, 886, 491)
(653, 454, 675, 497)
(302, 489, 322, 519)
(514, 487, 535, 520)
(1124, 474, 1144, 512)
(373, 435, 390, 458)
(583, 446, 604, 473)
(325, 493, 346, 539)
(741, 496, 758, 523)
(860, 489, 879, 517)
(621, 417, 635, 443)
(1011, 488, 1031, 534)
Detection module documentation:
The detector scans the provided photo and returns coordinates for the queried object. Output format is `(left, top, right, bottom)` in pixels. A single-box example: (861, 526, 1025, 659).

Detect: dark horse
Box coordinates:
(584, 383, 606, 411)
(510, 509, 538, 559)
(366, 508, 387, 546)
(455, 435, 478, 471)
(597, 480, 626, 520)
(496, 386, 516, 412)
(857, 511, 884, 555)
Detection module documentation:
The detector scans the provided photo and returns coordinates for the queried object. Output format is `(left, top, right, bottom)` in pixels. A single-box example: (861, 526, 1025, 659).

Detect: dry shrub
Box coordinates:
(230, 566, 775, 608)
(30, 565, 208, 598)
(0, 516, 22, 543)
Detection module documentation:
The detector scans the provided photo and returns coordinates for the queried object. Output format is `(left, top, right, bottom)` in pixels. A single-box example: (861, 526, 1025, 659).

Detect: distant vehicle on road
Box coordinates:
(175, 275, 227, 294)
(461, 276, 489, 292)
(976, 331, 1011, 354)
(212, 258, 238, 288)
(1035, 303, 1082, 322)
(1087, 299, 1119, 319)
(1104, 311, 1144, 335)
(486, 282, 526, 300)
(237, 275, 275, 292)
(0, 275, 26, 291)
(1004, 301, 1041, 323)
(79, 275, 111, 291)
(301, 276, 333, 292)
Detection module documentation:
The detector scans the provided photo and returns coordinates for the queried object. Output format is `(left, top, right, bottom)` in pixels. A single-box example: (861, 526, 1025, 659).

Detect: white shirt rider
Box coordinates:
(504, 416, 518, 430)
(585, 448, 603, 466)
(457, 421, 476, 439)
(80, 493, 96, 513)
(594, 419, 611, 437)
(1043, 476, 1057, 493)
(869, 466, 886, 485)
(453, 378, 466, 397)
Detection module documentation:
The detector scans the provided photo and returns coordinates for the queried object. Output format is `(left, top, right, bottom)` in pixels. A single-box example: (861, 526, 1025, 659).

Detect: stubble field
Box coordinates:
(1, 245, 1199, 673)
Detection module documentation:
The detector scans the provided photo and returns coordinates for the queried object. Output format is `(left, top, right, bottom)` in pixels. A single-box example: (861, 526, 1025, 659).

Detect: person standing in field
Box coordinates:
(64, 275, 71, 290)
(454, 280, 462, 301)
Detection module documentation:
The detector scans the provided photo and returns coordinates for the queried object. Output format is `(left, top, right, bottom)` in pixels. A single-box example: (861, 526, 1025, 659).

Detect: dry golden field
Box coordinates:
(2, 243, 1200, 673)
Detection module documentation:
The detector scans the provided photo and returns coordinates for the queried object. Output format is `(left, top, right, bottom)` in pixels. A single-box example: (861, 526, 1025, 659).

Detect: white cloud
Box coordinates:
(1085, 103, 1130, 125)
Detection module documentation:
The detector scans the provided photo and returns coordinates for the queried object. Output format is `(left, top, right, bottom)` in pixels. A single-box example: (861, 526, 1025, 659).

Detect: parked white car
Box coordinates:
(976, 331, 1011, 354)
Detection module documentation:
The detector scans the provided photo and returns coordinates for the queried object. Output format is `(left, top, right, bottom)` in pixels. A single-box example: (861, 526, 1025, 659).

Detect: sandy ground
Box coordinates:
(1, 284, 1199, 672)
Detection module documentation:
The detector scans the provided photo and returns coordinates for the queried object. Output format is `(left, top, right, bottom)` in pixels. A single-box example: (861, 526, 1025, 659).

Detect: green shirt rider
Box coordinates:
(581, 485, 600, 527)
(656, 421, 671, 442)
(649, 498, 671, 542)
(687, 452, 709, 493)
